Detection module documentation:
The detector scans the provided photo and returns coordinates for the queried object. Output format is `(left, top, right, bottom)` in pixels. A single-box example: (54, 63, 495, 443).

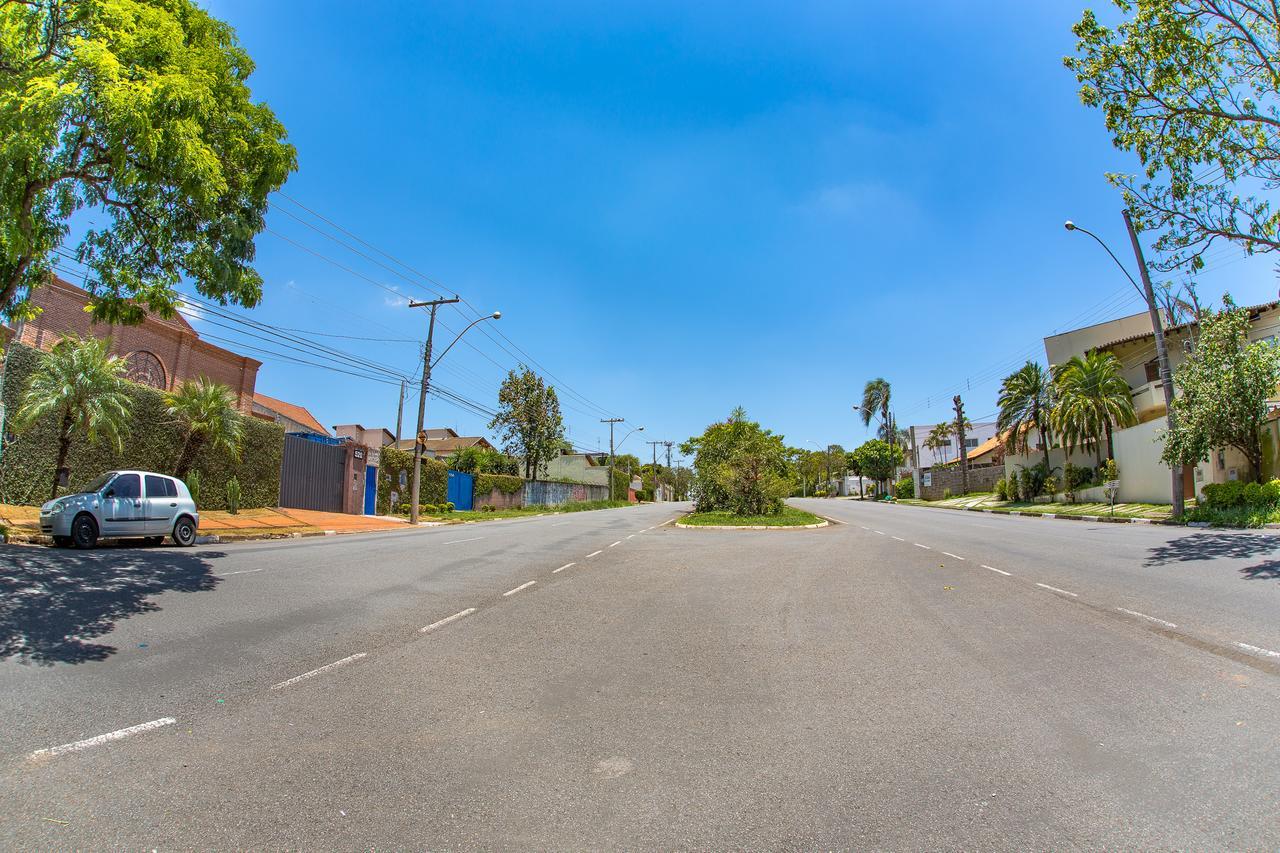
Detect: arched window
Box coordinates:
(124, 350, 167, 389)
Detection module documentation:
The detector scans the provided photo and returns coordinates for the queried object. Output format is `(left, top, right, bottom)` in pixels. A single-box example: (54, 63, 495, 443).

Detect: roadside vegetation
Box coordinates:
(681, 408, 798, 526)
(679, 506, 824, 527)
(394, 499, 634, 524)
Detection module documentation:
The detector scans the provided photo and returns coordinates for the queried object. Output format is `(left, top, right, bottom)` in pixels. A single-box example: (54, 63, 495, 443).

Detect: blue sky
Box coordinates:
(170, 0, 1277, 460)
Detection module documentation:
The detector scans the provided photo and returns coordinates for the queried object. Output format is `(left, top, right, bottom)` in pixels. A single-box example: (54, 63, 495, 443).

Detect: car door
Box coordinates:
(100, 473, 144, 536)
(144, 475, 179, 534)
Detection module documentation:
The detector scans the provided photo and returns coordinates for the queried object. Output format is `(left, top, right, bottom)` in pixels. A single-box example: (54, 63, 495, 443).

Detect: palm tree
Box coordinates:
(925, 422, 953, 464)
(14, 335, 132, 500)
(997, 361, 1054, 471)
(166, 377, 244, 479)
(860, 377, 892, 447)
(1051, 351, 1136, 468)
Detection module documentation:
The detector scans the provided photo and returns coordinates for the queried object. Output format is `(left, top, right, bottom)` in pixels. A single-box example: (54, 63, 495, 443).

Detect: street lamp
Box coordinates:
(1065, 215, 1183, 517)
(408, 305, 501, 524)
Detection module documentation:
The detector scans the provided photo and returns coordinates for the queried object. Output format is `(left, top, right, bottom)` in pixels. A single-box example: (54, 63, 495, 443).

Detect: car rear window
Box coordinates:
(145, 475, 177, 498)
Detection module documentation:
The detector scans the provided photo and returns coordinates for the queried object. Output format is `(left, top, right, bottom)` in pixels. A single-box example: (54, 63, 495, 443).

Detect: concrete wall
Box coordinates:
(524, 480, 611, 507)
(541, 454, 610, 487)
(1043, 311, 1152, 368)
(476, 487, 524, 510)
(919, 463, 1004, 500)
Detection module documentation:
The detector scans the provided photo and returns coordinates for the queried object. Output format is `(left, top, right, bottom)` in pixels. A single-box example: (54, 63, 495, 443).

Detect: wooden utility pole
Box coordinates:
(601, 417, 623, 501)
(953, 394, 968, 496)
(407, 296, 461, 523)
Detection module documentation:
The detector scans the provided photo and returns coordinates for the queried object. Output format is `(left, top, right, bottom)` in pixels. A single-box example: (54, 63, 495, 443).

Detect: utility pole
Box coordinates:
(1124, 209, 1185, 519)
(953, 394, 969, 496)
(601, 417, 624, 501)
(910, 425, 921, 500)
(408, 296, 461, 524)
(646, 440, 663, 501)
(395, 378, 406, 444)
(663, 441, 674, 500)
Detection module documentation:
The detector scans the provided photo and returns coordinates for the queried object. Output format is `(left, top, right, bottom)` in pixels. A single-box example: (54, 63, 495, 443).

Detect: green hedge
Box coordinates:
(377, 446, 446, 513)
(475, 472, 523, 496)
(1200, 479, 1280, 509)
(0, 342, 282, 509)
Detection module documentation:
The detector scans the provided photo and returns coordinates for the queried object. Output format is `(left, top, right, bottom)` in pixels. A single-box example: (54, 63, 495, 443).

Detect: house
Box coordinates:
(4, 275, 261, 411)
(540, 451, 612, 487)
(389, 427, 495, 459)
(1006, 303, 1280, 503)
(252, 392, 329, 436)
(333, 425, 395, 515)
(908, 420, 1000, 468)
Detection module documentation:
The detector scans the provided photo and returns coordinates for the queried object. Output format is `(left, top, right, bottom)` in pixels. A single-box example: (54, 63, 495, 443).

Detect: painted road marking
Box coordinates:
(553, 562, 575, 574)
(914, 543, 931, 550)
(217, 568, 263, 576)
(609, 540, 621, 547)
(444, 537, 485, 545)
(874, 530, 886, 536)
(891, 536, 904, 541)
(420, 608, 476, 633)
(272, 653, 368, 689)
(1117, 608, 1177, 629)
(1036, 583, 1079, 597)
(860, 526, 870, 530)
(982, 565, 1012, 576)
(1235, 642, 1280, 659)
(941, 552, 966, 561)
(552, 522, 570, 527)
(627, 534, 635, 539)
(586, 550, 603, 558)
(29, 718, 176, 761)
(503, 580, 537, 597)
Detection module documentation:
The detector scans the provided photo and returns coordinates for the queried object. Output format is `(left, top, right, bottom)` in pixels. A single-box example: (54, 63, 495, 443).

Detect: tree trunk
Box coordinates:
(1038, 410, 1051, 473)
(174, 430, 197, 480)
(50, 410, 72, 501)
(1105, 421, 1115, 465)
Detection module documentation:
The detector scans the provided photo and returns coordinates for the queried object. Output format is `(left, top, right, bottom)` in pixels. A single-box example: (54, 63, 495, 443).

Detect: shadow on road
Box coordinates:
(1145, 532, 1280, 581)
(0, 544, 225, 665)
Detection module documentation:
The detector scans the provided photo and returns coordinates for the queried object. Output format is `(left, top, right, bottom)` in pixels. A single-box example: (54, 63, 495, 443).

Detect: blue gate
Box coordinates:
(447, 470, 474, 510)
(363, 465, 378, 515)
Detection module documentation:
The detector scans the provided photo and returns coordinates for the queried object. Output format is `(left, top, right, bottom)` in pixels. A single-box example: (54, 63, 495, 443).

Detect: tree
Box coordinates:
(1066, 1, 1280, 273)
(1051, 351, 1136, 468)
(13, 334, 130, 499)
(489, 365, 565, 479)
(681, 407, 792, 513)
(1162, 297, 1280, 481)
(851, 439, 904, 496)
(997, 361, 1054, 471)
(860, 378, 892, 447)
(165, 377, 243, 480)
(447, 446, 519, 476)
(0, 0, 297, 322)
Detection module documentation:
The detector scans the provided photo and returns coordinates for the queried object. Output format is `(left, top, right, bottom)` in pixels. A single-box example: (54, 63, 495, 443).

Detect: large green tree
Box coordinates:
(851, 438, 904, 495)
(681, 407, 792, 514)
(997, 361, 1054, 471)
(0, 0, 296, 322)
(1162, 297, 1280, 481)
(165, 377, 243, 480)
(1051, 351, 1136, 467)
(489, 365, 565, 480)
(860, 378, 892, 447)
(14, 333, 130, 499)
(1066, 1, 1280, 272)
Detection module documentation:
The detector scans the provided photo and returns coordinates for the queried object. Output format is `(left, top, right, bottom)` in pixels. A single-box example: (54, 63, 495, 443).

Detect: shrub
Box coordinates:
(421, 503, 438, 514)
(444, 501, 455, 512)
(942, 487, 952, 499)
(1063, 463, 1091, 503)
(476, 473, 524, 497)
(1043, 475, 1059, 498)
(376, 448, 446, 514)
(225, 477, 241, 515)
(187, 470, 202, 508)
(994, 477, 1009, 501)
(396, 502, 411, 515)
(894, 476, 914, 499)
(1202, 478, 1280, 509)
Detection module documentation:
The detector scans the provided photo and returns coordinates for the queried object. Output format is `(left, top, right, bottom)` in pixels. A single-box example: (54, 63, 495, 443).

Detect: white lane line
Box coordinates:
(444, 537, 485, 545)
(873, 530, 886, 536)
(609, 540, 622, 547)
(216, 568, 263, 576)
(420, 608, 476, 633)
(859, 526, 870, 530)
(1036, 583, 1079, 598)
(272, 653, 368, 690)
(1116, 607, 1177, 629)
(941, 552, 966, 561)
(982, 565, 1012, 576)
(551, 522, 570, 527)
(586, 550, 603, 558)
(1235, 642, 1280, 659)
(914, 543, 931, 550)
(626, 534, 635, 539)
(29, 717, 176, 761)
(891, 536, 904, 541)
(503, 580, 537, 597)
(552, 562, 575, 574)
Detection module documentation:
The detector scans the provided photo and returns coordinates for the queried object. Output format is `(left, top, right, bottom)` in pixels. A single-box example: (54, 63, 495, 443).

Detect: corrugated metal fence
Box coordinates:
(280, 434, 346, 512)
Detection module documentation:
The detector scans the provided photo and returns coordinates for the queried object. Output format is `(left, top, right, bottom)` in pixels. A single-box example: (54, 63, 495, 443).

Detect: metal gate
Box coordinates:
(447, 470, 474, 511)
(280, 434, 346, 512)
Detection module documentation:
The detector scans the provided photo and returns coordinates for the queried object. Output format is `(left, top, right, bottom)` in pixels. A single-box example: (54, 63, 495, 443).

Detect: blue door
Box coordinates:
(364, 465, 378, 515)
(447, 470, 474, 510)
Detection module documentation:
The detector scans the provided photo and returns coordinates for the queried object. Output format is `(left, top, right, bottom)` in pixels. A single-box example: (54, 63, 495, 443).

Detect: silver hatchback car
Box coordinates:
(39, 470, 200, 549)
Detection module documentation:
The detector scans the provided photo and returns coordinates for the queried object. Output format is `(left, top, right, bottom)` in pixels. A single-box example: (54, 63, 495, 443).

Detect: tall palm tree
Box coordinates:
(14, 335, 132, 500)
(996, 361, 1053, 471)
(861, 378, 892, 447)
(1051, 351, 1136, 468)
(925, 422, 952, 464)
(166, 377, 244, 479)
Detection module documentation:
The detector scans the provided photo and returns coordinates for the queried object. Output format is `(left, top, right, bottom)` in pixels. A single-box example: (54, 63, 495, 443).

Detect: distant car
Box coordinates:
(39, 470, 200, 549)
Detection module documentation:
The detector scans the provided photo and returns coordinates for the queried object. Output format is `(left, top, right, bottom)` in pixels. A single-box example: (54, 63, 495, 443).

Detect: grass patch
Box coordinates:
(899, 494, 1171, 520)
(679, 506, 825, 527)
(1182, 504, 1277, 528)
(419, 499, 635, 523)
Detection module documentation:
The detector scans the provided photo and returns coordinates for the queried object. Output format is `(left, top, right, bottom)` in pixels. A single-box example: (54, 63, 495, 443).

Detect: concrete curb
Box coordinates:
(675, 519, 829, 530)
(894, 501, 1176, 526)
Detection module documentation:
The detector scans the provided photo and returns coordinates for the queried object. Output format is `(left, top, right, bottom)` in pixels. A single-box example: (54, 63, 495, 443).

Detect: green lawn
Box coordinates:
(679, 506, 826, 527)
(898, 494, 1172, 520)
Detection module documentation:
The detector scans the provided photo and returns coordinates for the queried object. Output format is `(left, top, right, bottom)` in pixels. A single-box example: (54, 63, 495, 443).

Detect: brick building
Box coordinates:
(5, 276, 260, 412)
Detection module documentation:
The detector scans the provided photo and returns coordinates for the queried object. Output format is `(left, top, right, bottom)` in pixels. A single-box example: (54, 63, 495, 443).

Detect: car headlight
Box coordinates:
(49, 501, 66, 514)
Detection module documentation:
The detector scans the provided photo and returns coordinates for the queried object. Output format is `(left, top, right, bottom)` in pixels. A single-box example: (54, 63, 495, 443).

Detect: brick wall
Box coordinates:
(19, 277, 260, 412)
(919, 462, 1004, 500)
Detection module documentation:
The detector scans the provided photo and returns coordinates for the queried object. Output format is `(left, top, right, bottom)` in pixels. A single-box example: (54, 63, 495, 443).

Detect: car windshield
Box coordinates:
(77, 472, 117, 494)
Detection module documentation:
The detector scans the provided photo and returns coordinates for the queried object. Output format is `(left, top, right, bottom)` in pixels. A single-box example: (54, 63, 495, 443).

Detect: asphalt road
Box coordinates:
(2, 498, 1279, 848)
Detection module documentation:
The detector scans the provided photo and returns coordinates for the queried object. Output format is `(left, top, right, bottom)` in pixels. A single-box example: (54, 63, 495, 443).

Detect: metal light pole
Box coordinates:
(407, 299, 500, 524)
(1066, 217, 1184, 518)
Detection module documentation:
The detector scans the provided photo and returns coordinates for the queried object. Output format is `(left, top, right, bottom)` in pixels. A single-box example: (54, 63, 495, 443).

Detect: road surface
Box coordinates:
(2, 498, 1278, 848)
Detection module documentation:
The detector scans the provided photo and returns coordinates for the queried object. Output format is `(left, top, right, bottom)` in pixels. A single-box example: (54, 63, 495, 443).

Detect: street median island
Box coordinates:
(676, 506, 828, 529)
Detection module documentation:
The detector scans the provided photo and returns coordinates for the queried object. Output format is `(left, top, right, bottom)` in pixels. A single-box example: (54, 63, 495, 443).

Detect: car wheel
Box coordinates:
(52, 535, 72, 548)
(172, 516, 197, 547)
(71, 514, 98, 549)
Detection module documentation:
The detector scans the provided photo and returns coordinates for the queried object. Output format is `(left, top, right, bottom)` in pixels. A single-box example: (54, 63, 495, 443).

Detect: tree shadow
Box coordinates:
(0, 543, 225, 665)
(1144, 532, 1280, 581)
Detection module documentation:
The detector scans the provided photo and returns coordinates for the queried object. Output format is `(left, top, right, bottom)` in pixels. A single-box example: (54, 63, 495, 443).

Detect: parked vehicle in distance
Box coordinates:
(39, 471, 200, 549)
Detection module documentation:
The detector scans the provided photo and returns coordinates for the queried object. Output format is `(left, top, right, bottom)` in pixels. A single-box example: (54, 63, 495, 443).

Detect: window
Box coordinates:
(124, 350, 167, 389)
(965, 438, 980, 449)
(145, 475, 178, 498)
(1144, 359, 1160, 383)
(939, 439, 952, 447)
(110, 473, 141, 498)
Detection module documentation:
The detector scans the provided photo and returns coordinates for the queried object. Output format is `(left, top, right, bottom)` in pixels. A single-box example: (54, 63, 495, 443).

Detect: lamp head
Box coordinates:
(1064, 220, 1076, 231)
(639, 426, 645, 431)
(491, 311, 502, 319)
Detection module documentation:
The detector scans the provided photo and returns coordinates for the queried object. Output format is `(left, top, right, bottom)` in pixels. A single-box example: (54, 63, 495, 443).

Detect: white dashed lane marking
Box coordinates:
(941, 552, 966, 561)
(586, 550, 603, 558)
(982, 565, 1012, 576)
(1116, 608, 1177, 629)
(503, 580, 537, 597)
(914, 544, 931, 550)
(1235, 642, 1280, 659)
(1036, 583, 1079, 598)
(552, 562, 575, 574)
(420, 608, 476, 633)
(891, 536, 904, 541)
(272, 653, 368, 690)
(216, 568, 263, 576)
(29, 717, 176, 761)
(874, 530, 885, 536)
(444, 537, 485, 545)
(609, 541, 621, 547)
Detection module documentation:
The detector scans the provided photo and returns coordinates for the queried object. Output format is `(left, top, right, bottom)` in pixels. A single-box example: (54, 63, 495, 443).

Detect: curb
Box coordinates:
(894, 501, 1174, 526)
(675, 519, 829, 530)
